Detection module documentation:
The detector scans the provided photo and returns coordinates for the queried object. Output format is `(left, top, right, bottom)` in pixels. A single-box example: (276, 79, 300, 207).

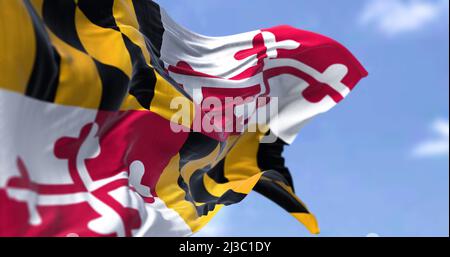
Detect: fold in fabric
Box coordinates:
(0, 0, 367, 236)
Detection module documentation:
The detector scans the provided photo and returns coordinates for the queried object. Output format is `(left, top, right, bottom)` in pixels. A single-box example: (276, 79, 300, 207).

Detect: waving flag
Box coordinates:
(0, 0, 367, 237)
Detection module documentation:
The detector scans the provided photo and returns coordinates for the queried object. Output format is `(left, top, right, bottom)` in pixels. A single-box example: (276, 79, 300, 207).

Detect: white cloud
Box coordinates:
(412, 119, 449, 157)
(360, 0, 448, 36)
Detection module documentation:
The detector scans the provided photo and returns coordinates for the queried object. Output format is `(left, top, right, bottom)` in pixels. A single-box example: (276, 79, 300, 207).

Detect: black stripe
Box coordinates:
(188, 164, 216, 203)
(62, 0, 130, 111)
(147, 44, 192, 101)
(122, 35, 157, 110)
(206, 159, 229, 184)
(130, 0, 191, 100)
(257, 135, 295, 189)
(189, 163, 246, 204)
(77, 0, 118, 30)
(254, 172, 309, 214)
(131, 0, 164, 57)
(177, 176, 216, 216)
(94, 60, 130, 111)
(217, 190, 246, 206)
(254, 133, 309, 213)
(177, 133, 246, 216)
(132, 0, 191, 101)
(24, 0, 60, 102)
(42, 0, 86, 52)
(178, 133, 219, 169)
(259, 169, 291, 186)
(74, 0, 161, 110)
(178, 172, 246, 217)
(178, 133, 219, 212)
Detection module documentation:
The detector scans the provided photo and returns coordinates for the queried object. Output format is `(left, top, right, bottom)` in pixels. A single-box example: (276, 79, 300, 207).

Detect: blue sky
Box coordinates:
(159, 0, 449, 237)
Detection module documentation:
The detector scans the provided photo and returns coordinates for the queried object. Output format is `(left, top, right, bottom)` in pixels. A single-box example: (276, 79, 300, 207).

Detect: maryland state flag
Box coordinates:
(0, 0, 367, 237)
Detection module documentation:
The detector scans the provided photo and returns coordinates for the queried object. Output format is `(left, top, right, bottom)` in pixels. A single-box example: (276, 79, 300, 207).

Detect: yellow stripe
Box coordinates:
(201, 135, 260, 196)
(157, 134, 263, 233)
(50, 31, 103, 109)
(269, 178, 319, 233)
(28, 0, 103, 109)
(149, 73, 195, 125)
(0, 0, 36, 93)
(156, 154, 223, 232)
(203, 172, 262, 197)
(222, 131, 320, 234)
(112, 0, 151, 65)
(112, 0, 194, 114)
(29, 0, 44, 16)
(75, 5, 133, 78)
(224, 131, 263, 181)
(180, 145, 221, 183)
(291, 213, 320, 235)
(113, 0, 156, 111)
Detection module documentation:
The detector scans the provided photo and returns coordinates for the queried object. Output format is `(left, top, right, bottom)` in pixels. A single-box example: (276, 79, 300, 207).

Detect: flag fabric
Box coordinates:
(0, 0, 367, 237)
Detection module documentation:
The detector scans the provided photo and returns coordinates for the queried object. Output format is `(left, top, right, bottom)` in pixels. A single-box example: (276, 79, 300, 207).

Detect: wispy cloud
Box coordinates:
(360, 0, 448, 36)
(412, 119, 449, 158)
